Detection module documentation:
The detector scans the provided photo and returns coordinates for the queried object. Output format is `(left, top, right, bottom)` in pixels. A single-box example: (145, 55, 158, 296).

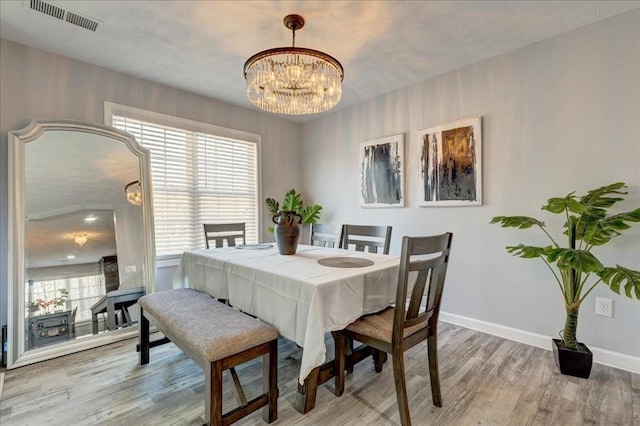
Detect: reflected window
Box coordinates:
(109, 107, 261, 259)
(28, 275, 103, 322)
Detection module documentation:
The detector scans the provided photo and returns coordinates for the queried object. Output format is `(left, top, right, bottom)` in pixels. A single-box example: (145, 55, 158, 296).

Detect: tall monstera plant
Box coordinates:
(491, 182, 640, 350)
(266, 189, 322, 233)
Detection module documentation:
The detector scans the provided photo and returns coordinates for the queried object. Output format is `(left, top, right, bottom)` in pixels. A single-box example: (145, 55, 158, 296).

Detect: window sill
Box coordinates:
(156, 257, 181, 268)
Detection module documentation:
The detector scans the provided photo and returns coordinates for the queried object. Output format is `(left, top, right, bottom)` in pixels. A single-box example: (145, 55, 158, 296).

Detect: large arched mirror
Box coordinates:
(7, 119, 156, 368)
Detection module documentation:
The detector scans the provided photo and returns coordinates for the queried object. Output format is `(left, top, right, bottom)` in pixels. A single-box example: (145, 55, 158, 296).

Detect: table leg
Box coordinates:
(292, 342, 377, 414)
(294, 367, 320, 414)
(122, 306, 132, 326)
(107, 297, 116, 331)
(92, 313, 98, 335)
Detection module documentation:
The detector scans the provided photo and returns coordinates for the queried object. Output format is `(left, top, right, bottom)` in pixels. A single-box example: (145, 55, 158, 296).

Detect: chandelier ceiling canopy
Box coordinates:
(244, 14, 344, 115)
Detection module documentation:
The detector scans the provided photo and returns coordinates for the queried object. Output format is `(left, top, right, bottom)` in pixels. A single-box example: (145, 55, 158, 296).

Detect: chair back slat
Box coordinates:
(393, 233, 452, 342)
(203, 223, 246, 249)
(405, 269, 429, 319)
(341, 224, 392, 255)
(310, 223, 342, 248)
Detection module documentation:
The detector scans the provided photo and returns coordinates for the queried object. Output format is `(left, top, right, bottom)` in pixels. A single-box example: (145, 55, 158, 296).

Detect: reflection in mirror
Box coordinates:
(26, 209, 117, 348)
(8, 119, 156, 368)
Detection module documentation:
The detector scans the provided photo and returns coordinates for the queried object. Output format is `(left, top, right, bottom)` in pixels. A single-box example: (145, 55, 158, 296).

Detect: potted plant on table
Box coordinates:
(491, 182, 640, 378)
(266, 189, 322, 254)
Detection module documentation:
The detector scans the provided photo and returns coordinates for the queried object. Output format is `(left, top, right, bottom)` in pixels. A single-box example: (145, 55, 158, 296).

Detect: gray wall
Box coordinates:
(301, 10, 640, 358)
(0, 38, 302, 325)
(2, 10, 639, 364)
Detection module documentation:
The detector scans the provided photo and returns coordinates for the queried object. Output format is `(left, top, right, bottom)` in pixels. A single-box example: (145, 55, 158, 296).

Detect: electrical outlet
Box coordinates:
(125, 265, 137, 273)
(596, 297, 613, 317)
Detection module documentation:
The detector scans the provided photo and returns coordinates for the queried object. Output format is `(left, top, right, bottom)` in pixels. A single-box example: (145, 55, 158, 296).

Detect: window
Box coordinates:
(106, 103, 261, 259)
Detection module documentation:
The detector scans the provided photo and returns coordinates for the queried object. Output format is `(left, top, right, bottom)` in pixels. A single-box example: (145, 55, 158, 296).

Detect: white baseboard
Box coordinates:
(439, 312, 640, 374)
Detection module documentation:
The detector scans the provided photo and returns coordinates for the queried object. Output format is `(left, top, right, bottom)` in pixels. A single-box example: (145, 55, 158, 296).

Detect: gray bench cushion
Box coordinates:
(139, 288, 278, 363)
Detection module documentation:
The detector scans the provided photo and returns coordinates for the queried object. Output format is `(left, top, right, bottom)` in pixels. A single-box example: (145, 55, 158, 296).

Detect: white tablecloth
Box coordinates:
(172, 244, 399, 383)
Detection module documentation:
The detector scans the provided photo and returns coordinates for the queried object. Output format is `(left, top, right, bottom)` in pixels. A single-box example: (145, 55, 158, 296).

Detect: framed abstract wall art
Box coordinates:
(417, 117, 482, 206)
(359, 134, 405, 208)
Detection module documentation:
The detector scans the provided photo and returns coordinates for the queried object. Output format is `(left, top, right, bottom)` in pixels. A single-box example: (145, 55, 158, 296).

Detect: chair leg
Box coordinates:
(427, 334, 442, 407)
(373, 349, 387, 373)
(392, 348, 411, 426)
(346, 337, 355, 374)
(333, 332, 346, 397)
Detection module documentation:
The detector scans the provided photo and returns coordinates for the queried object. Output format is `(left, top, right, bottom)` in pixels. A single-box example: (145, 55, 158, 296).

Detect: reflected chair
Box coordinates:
(334, 233, 453, 426)
(340, 224, 392, 254)
(204, 223, 246, 248)
(310, 223, 343, 248)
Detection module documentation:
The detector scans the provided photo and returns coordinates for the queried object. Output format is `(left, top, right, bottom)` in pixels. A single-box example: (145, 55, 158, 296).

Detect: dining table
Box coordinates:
(172, 243, 400, 413)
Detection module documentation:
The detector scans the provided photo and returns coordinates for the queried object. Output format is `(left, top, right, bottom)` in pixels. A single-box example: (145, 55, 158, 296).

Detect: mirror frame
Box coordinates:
(7, 119, 156, 369)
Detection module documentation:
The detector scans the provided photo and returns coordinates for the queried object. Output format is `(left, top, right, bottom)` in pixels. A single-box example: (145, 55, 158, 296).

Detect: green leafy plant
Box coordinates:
(491, 182, 640, 350)
(266, 188, 322, 233)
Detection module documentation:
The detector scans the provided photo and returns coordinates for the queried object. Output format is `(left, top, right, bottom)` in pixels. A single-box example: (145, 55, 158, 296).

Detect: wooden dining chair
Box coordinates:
(310, 223, 343, 248)
(334, 232, 453, 426)
(340, 224, 392, 254)
(203, 223, 246, 248)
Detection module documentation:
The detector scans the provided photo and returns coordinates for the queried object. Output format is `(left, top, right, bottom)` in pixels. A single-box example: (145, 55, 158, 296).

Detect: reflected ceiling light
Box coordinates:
(244, 14, 344, 115)
(125, 180, 142, 206)
(66, 255, 76, 260)
(73, 233, 88, 247)
(84, 215, 97, 223)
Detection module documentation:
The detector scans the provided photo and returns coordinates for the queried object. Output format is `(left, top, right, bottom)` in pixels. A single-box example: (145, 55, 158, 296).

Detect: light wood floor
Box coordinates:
(1, 322, 638, 425)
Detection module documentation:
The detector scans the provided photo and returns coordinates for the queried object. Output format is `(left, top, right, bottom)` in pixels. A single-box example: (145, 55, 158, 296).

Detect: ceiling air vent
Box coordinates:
(66, 11, 98, 32)
(29, 0, 99, 32)
(30, 0, 64, 20)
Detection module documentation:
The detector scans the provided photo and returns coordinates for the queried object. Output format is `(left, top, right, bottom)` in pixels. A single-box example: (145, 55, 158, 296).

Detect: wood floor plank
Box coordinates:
(0, 323, 636, 425)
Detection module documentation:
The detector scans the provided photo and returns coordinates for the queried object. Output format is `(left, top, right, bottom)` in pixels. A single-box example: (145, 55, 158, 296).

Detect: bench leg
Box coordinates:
(229, 367, 248, 406)
(206, 360, 224, 426)
(263, 339, 278, 423)
(139, 308, 150, 365)
(202, 341, 278, 425)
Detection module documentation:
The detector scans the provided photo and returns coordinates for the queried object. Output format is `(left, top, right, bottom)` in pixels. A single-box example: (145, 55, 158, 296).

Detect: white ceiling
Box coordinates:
(26, 209, 117, 269)
(23, 129, 138, 269)
(1, 1, 638, 123)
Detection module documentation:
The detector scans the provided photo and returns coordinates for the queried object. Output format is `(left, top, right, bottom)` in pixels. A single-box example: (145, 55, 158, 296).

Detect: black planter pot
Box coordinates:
(272, 210, 302, 255)
(552, 338, 593, 379)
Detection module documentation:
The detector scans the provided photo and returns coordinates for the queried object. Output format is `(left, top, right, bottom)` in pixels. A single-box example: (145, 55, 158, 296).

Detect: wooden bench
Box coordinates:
(138, 288, 279, 425)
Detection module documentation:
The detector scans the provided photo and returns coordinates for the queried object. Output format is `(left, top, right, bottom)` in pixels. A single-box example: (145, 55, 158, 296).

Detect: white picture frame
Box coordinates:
(417, 117, 482, 207)
(359, 134, 405, 208)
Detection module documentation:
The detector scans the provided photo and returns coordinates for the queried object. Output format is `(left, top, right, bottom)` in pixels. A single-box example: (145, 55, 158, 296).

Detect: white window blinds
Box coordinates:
(111, 114, 259, 258)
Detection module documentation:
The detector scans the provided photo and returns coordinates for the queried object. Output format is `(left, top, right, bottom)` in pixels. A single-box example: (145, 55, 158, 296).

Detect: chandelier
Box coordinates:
(125, 180, 142, 206)
(73, 233, 88, 247)
(244, 14, 344, 115)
